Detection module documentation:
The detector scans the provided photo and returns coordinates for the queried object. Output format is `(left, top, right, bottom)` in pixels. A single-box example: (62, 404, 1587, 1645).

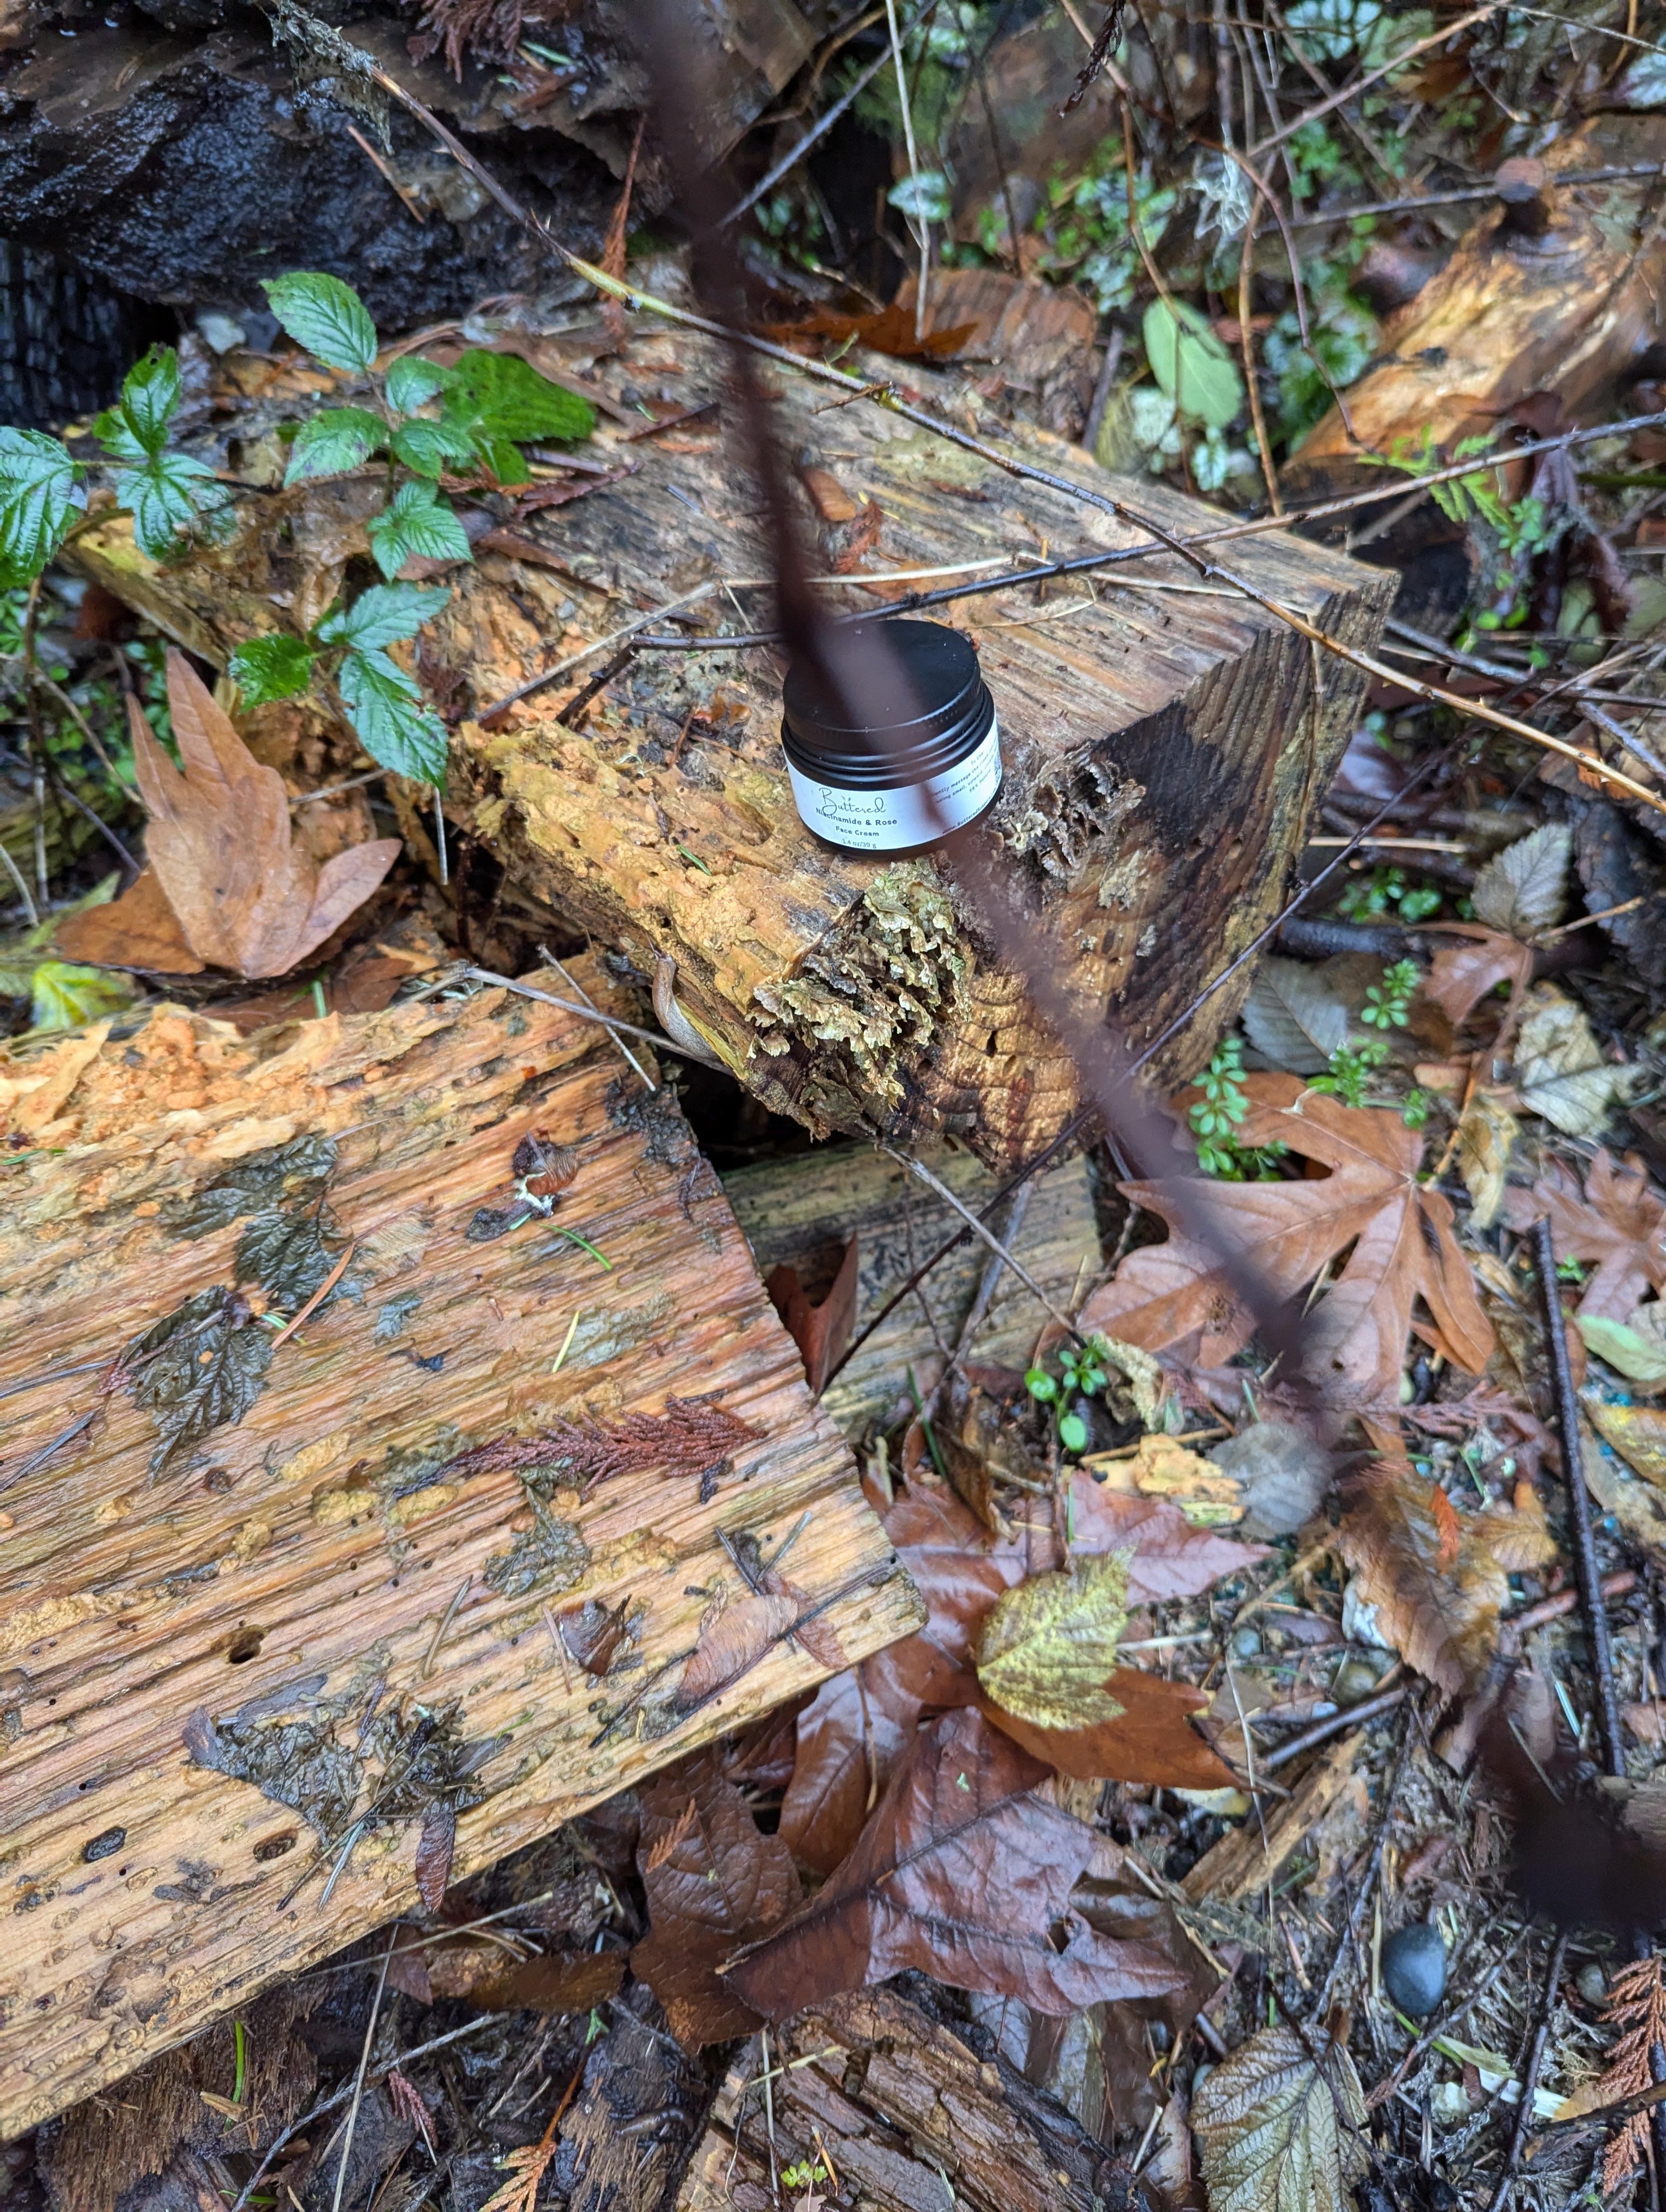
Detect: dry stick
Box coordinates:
(1264, 1680, 1408, 1771)
(1248, 1, 1503, 156)
(1486, 1929, 1572, 2212)
(1287, 160, 1666, 227)
(1236, 197, 1281, 513)
(330, 1930, 396, 2212)
(537, 947, 656, 1090)
(881, 1146, 1081, 1340)
(459, 966, 690, 1058)
(919, 1180, 1034, 1418)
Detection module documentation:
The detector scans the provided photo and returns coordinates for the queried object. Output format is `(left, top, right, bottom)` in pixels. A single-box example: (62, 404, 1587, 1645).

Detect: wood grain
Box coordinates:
(64, 320, 1396, 1171)
(0, 966, 921, 2137)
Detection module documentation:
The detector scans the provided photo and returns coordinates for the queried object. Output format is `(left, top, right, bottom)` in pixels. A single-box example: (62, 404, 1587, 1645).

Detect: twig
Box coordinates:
(1312, 1696, 1419, 2017)
(537, 948, 655, 1090)
(1248, 3, 1503, 157)
(1081, 328, 1123, 461)
(227, 2014, 516, 2212)
(422, 1574, 473, 1679)
(921, 1181, 1034, 1418)
(331, 1930, 396, 2212)
(1236, 195, 1281, 512)
(553, 643, 636, 729)
(1265, 1681, 1407, 1771)
(1485, 1930, 1571, 2212)
(883, 0, 930, 340)
(459, 966, 686, 1057)
(1534, 1216, 1624, 1772)
(0, 834, 37, 927)
(881, 1146, 1080, 1340)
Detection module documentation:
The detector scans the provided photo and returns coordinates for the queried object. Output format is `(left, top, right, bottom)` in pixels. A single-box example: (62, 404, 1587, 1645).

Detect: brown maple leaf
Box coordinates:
(1336, 1459, 1555, 1693)
(1501, 1147, 1666, 1322)
(981, 1668, 1238, 1791)
(1080, 1075, 1495, 1409)
(630, 1761, 799, 2048)
(1421, 924, 1534, 1030)
(778, 1474, 1264, 1873)
(124, 650, 400, 978)
(765, 1237, 858, 1396)
(725, 1707, 1185, 2020)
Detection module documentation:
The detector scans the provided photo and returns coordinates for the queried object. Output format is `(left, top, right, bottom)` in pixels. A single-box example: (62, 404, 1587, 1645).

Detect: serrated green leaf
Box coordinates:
(116, 452, 234, 560)
(229, 633, 319, 707)
(1142, 298, 1245, 430)
(0, 428, 82, 584)
(316, 581, 450, 652)
(263, 271, 378, 375)
(386, 356, 454, 414)
(366, 479, 472, 580)
(282, 406, 387, 486)
(115, 344, 183, 457)
(29, 959, 137, 1033)
(338, 647, 448, 783)
(443, 349, 594, 446)
(388, 416, 477, 479)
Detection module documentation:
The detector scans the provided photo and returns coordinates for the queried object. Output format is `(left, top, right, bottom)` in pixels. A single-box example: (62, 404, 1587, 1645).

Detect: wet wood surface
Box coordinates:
(67, 321, 1396, 1172)
(0, 965, 921, 2137)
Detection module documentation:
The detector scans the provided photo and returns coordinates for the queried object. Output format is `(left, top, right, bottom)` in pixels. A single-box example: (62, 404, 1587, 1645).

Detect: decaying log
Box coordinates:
(68, 321, 1395, 1173)
(722, 1142, 1101, 1431)
(676, 1980, 1132, 2212)
(1288, 117, 1666, 503)
(0, 962, 921, 2138)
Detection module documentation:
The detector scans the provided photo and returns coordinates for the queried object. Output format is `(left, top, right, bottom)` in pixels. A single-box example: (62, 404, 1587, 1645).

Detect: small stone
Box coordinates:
(1231, 1625, 1260, 1659)
(1209, 1421, 1330, 1538)
(1333, 1653, 1391, 1706)
(1577, 1962, 1608, 2007)
(1382, 1922, 1448, 2017)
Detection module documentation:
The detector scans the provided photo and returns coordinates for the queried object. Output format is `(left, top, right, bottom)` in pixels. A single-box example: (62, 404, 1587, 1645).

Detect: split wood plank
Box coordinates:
(66, 319, 1398, 1172)
(0, 966, 921, 2138)
(721, 1142, 1101, 1431)
(676, 1984, 1120, 2212)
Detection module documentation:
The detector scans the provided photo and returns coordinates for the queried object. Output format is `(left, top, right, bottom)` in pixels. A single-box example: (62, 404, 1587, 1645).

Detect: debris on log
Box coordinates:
(0, 960, 921, 2138)
(722, 1142, 1101, 1431)
(66, 322, 1398, 1172)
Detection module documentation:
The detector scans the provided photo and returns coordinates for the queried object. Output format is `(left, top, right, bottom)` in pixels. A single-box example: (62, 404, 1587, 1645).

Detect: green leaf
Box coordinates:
(316, 581, 450, 652)
(115, 344, 183, 457)
(388, 416, 477, 479)
(29, 960, 137, 1033)
(282, 406, 387, 486)
(1575, 1314, 1666, 1386)
(386, 356, 454, 414)
(443, 348, 594, 445)
(1058, 1411, 1089, 1454)
(262, 272, 379, 375)
(115, 452, 235, 560)
(0, 429, 82, 585)
(229, 633, 319, 706)
(338, 647, 448, 783)
(1142, 298, 1245, 430)
(468, 432, 533, 489)
(366, 480, 473, 581)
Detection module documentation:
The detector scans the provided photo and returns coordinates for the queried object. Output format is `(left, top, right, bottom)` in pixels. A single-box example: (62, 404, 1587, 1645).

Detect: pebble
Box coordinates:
(1333, 1654, 1391, 1706)
(1231, 1625, 1260, 1660)
(1381, 1922, 1449, 2017)
(1577, 1962, 1608, 2007)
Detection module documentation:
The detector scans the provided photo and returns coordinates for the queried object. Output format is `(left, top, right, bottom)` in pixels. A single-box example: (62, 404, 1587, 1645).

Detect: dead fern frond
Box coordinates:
(1598, 1954, 1666, 2193)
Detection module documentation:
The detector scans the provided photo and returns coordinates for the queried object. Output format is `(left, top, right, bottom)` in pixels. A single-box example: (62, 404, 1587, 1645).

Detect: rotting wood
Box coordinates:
(721, 1142, 1101, 1432)
(1287, 117, 1666, 506)
(0, 960, 921, 2138)
(1181, 1729, 1363, 1904)
(65, 321, 1396, 1172)
(675, 1981, 1125, 2212)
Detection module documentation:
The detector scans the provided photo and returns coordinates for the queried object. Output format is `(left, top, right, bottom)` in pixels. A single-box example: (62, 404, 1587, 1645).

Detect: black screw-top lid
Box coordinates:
(780, 620, 994, 790)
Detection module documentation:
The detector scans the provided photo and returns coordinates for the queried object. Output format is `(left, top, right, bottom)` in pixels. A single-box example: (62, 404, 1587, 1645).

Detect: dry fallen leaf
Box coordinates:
(725, 1707, 1186, 2019)
(1514, 982, 1635, 1136)
(54, 865, 203, 974)
(1501, 1148, 1666, 1322)
(1421, 925, 1534, 1028)
(631, 1763, 798, 2048)
(1471, 823, 1572, 940)
(1081, 1075, 1494, 1409)
(1337, 1460, 1556, 1693)
(778, 1475, 1265, 1874)
(982, 1666, 1239, 1790)
(129, 649, 400, 978)
(974, 1552, 1131, 1728)
(1090, 1432, 1246, 1524)
(1240, 954, 1359, 1075)
(765, 1237, 858, 1396)
(1575, 1306, 1666, 1385)
(1456, 1088, 1519, 1231)
(1585, 1398, 1666, 1489)
(1191, 2022, 1368, 2212)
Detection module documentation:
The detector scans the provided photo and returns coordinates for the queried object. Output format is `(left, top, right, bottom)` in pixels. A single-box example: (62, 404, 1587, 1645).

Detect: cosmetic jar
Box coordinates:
(780, 620, 1001, 853)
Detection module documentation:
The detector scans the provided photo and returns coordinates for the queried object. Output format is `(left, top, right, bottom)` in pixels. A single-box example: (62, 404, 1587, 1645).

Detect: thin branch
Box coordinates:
(881, 1145, 1081, 1340)
(330, 1931, 396, 2212)
(1485, 1930, 1571, 2212)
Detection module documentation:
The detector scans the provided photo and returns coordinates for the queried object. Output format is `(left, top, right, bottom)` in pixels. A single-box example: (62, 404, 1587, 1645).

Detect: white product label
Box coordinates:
(787, 717, 1002, 851)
